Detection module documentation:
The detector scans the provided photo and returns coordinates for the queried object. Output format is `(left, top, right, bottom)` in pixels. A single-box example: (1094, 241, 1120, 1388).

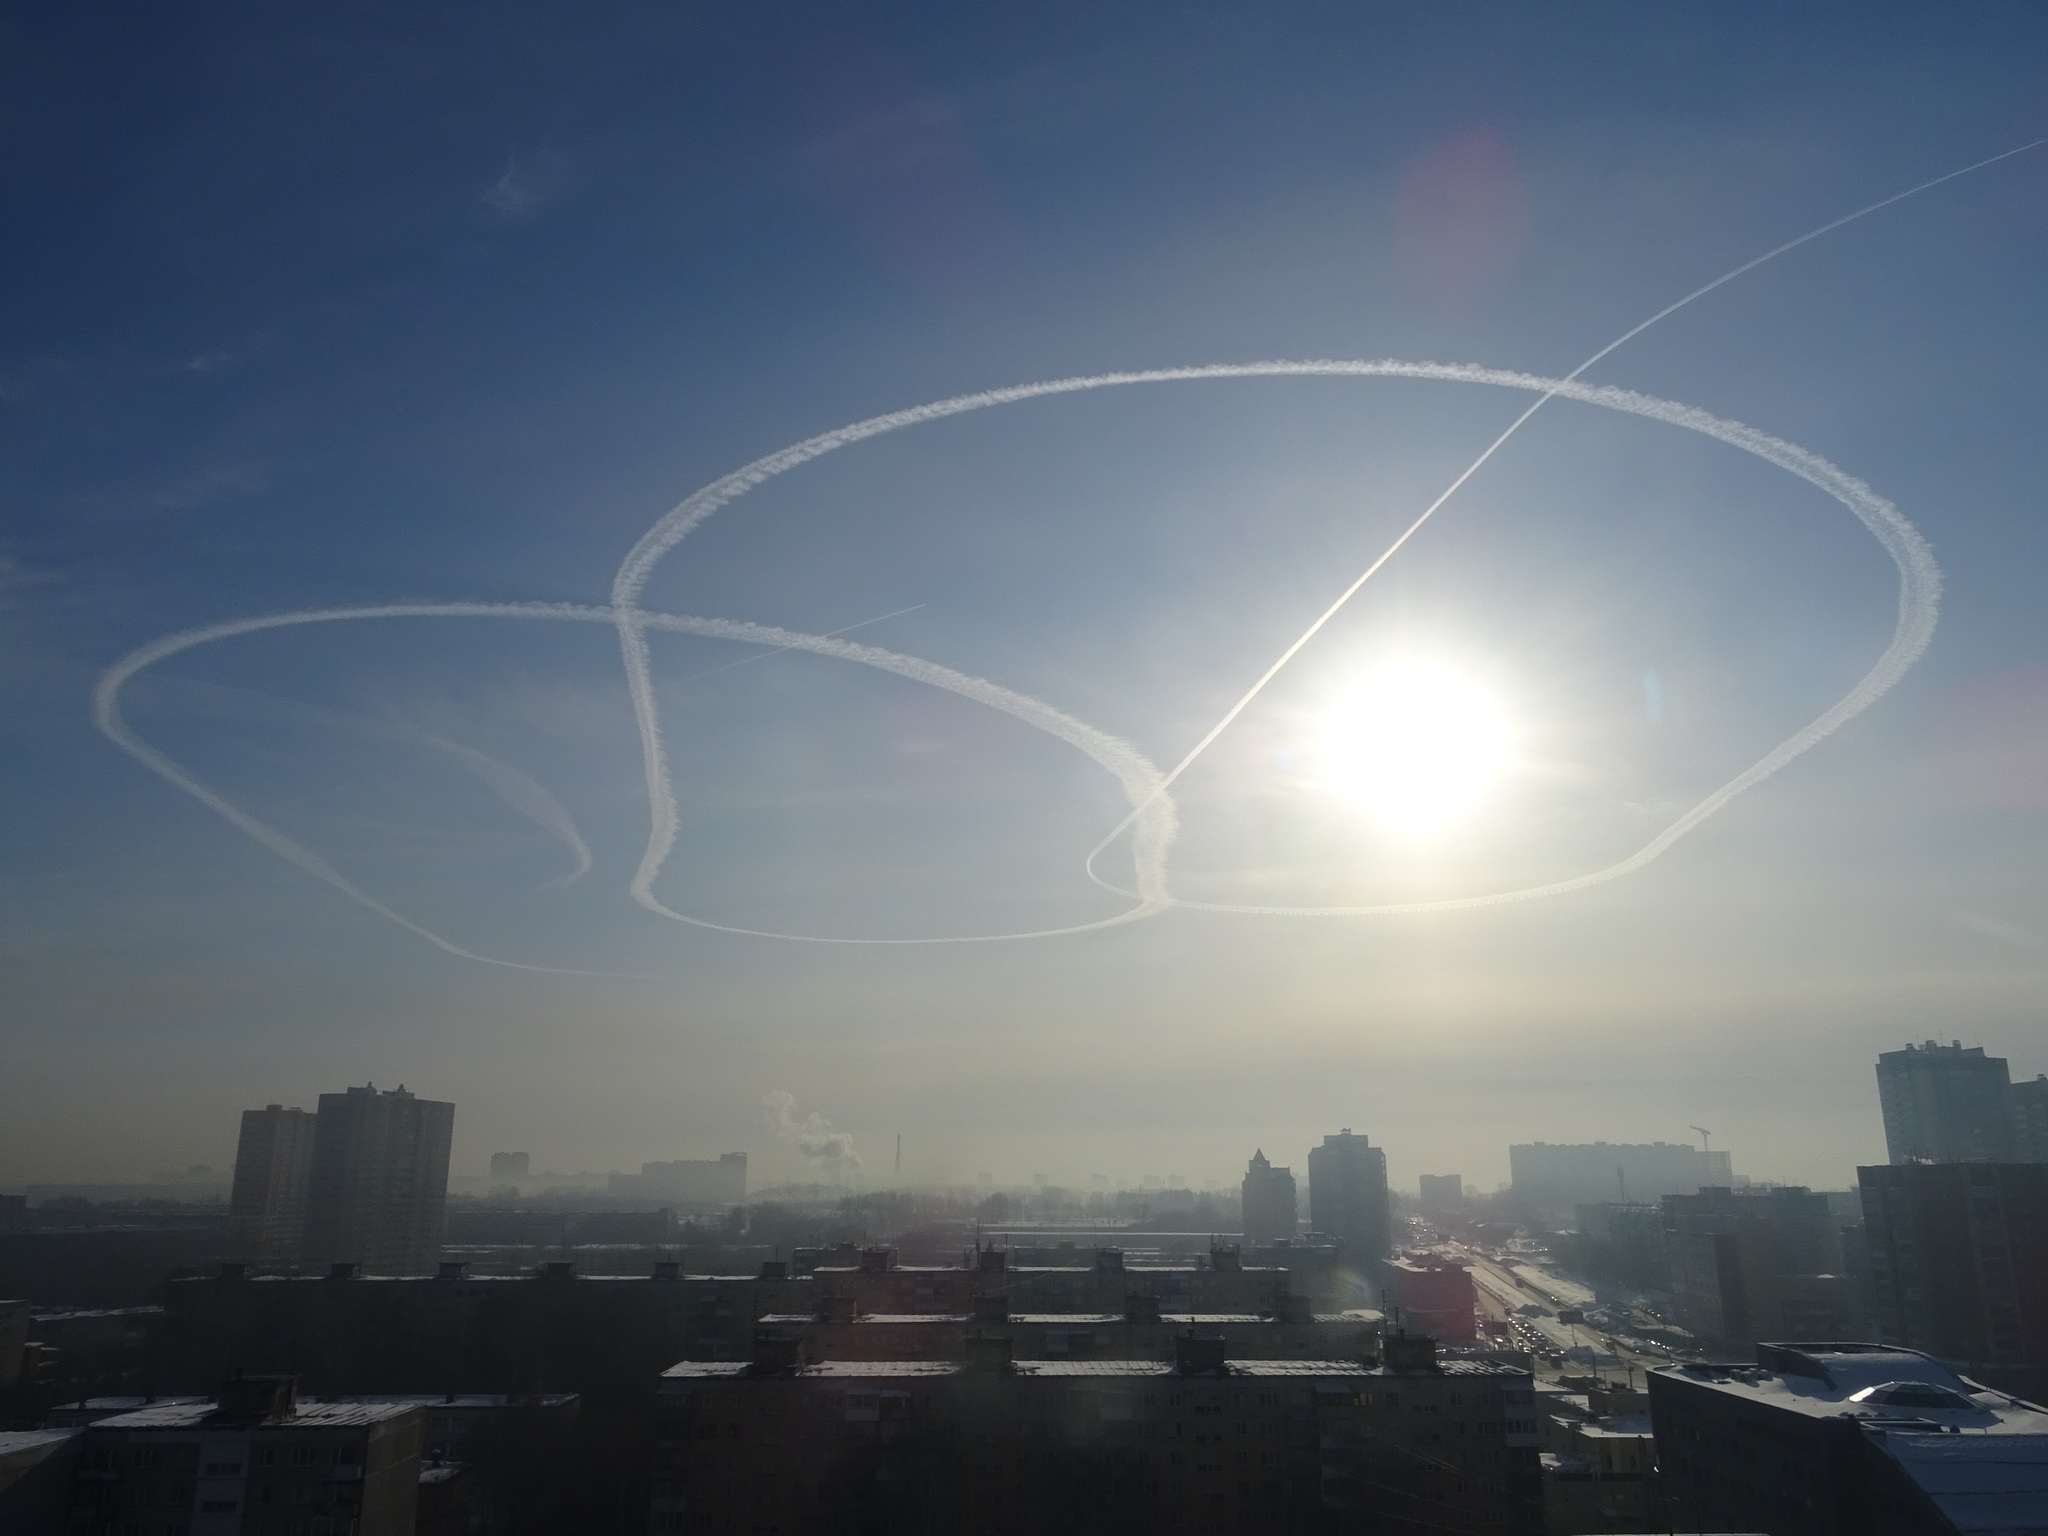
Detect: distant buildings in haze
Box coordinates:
(1239, 1150, 1298, 1245)
(1418, 1173, 1463, 1213)
(607, 1153, 747, 1209)
(1509, 1141, 1733, 1221)
(228, 1104, 315, 1262)
(229, 1083, 454, 1275)
(1876, 1039, 2048, 1163)
(1307, 1130, 1391, 1265)
(488, 1151, 530, 1181)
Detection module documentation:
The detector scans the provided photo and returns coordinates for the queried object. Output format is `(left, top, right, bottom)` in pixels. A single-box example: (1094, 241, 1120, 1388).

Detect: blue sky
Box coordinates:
(4, 2, 2047, 1191)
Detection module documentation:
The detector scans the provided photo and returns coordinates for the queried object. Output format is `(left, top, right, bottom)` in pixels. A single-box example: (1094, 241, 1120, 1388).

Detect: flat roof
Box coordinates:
(90, 1400, 424, 1430)
(1651, 1350, 2048, 1436)
(660, 1358, 1520, 1382)
(758, 1311, 1379, 1327)
(0, 1429, 80, 1458)
(1869, 1427, 2048, 1532)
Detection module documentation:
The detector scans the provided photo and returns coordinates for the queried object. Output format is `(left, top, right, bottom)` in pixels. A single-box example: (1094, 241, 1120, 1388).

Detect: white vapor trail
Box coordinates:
(96, 140, 2040, 957)
(96, 601, 1173, 954)
(412, 732, 594, 889)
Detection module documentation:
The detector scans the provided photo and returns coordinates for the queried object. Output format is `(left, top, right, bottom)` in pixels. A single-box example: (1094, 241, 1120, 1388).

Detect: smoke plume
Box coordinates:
(762, 1090, 860, 1167)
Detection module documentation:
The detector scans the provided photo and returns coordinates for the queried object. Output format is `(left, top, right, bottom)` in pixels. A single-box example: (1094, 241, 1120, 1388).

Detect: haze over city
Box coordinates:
(6, 3, 2048, 1200)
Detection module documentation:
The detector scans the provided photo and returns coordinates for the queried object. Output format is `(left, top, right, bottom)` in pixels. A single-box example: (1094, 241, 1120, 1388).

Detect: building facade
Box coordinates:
(1416, 1174, 1462, 1214)
(1859, 1160, 2048, 1396)
(2012, 1073, 2048, 1163)
(1662, 1186, 1850, 1350)
(649, 1333, 1542, 1535)
(303, 1084, 455, 1275)
(228, 1105, 316, 1264)
(68, 1376, 423, 1535)
(1386, 1257, 1477, 1343)
(1875, 1039, 2015, 1163)
(1305, 1131, 1390, 1270)
(1240, 1151, 1298, 1246)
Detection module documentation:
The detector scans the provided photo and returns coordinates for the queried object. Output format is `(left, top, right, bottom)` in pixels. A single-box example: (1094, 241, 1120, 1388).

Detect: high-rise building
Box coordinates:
(1507, 1142, 1732, 1221)
(228, 1104, 316, 1262)
(1239, 1149, 1298, 1245)
(302, 1084, 454, 1275)
(488, 1151, 530, 1181)
(1859, 1160, 2048, 1396)
(1875, 1040, 2014, 1163)
(1418, 1173, 1464, 1213)
(2011, 1074, 2048, 1162)
(1306, 1129, 1390, 1265)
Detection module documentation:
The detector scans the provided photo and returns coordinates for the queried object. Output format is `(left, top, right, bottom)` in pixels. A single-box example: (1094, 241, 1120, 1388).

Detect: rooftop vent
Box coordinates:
(652, 1261, 681, 1281)
(1210, 1243, 1242, 1273)
(1176, 1333, 1228, 1374)
(1273, 1293, 1313, 1325)
(749, 1332, 805, 1375)
(1384, 1334, 1441, 1374)
(816, 1293, 858, 1323)
(758, 1260, 788, 1281)
(218, 1262, 249, 1282)
(436, 1260, 469, 1281)
(973, 1294, 1011, 1325)
(1124, 1294, 1162, 1325)
(540, 1261, 575, 1282)
(965, 1334, 1015, 1373)
(325, 1262, 358, 1281)
(977, 1247, 1008, 1274)
(858, 1247, 895, 1274)
(1094, 1248, 1125, 1273)
(216, 1373, 298, 1423)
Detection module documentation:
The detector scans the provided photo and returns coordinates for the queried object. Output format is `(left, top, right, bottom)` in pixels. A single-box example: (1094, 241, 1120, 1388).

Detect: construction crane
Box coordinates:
(1690, 1126, 1713, 1153)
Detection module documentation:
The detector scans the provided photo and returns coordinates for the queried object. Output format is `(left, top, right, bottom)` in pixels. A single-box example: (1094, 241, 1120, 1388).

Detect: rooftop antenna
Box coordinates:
(1690, 1126, 1713, 1154)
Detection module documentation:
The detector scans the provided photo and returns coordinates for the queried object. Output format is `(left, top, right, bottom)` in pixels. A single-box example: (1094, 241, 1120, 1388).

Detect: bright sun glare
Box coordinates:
(1319, 658, 1514, 836)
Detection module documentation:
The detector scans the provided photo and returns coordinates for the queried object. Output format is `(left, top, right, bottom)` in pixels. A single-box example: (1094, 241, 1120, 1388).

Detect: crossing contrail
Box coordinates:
(96, 140, 2041, 957)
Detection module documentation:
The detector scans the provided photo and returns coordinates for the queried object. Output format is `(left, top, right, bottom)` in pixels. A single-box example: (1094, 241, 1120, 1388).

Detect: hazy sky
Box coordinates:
(5, 3, 2047, 1194)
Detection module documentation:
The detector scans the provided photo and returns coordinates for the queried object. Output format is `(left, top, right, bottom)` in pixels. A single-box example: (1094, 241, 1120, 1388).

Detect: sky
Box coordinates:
(4, 2, 2048, 1195)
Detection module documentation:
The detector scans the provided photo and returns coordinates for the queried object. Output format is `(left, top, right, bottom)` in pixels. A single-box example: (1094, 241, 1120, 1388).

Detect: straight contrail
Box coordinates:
(97, 139, 2040, 956)
(1076, 137, 2043, 884)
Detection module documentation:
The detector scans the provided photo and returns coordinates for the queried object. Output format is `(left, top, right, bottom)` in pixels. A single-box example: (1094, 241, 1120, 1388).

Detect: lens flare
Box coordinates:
(1320, 660, 1513, 836)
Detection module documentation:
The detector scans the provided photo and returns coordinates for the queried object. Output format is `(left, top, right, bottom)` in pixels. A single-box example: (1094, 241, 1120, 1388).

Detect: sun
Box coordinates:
(1318, 658, 1514, 836)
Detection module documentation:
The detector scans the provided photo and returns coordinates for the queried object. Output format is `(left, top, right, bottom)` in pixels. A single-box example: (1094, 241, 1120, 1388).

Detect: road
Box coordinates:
(1448, 1241, 1687, 1386)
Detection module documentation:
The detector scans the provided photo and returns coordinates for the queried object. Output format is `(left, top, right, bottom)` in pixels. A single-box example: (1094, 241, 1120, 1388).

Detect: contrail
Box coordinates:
(668, 603, 926, 686)
(97, 367, 1937, 948)
(598, 362, 1935, 927)
(607, 141, 2033, 940)
(105, 672, 599, 893)
(98, 141, 2039, 956)
(412, 732, 595, 889)
(96, 601, 1174, 949)
(1077, 137, 2044, 883)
